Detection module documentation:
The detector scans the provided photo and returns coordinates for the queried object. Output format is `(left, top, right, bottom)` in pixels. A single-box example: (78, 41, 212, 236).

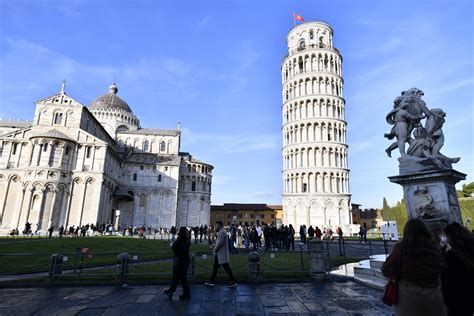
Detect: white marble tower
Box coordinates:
(281, 21, 351, 229)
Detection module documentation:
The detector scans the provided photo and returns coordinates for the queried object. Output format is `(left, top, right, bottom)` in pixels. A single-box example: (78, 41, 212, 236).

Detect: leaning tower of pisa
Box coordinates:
(281, 21, 351, 230)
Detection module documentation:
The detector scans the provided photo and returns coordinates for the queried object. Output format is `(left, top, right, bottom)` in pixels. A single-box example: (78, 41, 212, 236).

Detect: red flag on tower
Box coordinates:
(294, 13, 304, 22)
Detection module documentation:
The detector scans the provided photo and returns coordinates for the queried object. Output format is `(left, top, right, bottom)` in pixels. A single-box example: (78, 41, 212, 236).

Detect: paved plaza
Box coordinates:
(0, 280, 393, 315)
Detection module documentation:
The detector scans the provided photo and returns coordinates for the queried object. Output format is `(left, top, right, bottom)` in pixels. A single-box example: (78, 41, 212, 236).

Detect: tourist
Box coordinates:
(163, 227, 191, 300)
(270, 224, 278, 249)
(308, 225, 315, 240)
(47, 225, 54, 238)
(442, 222, 474, 316)
(230, 224, 237, 251)
(315, 226, 322, 240)
(250, 226, 258, 251)
(256, 224, 262, 249)
(299, 225, 306, 244)
(381, 218, 446, 316)
(287, 224, 295, 251)
(170, 226, 177, 242)
(363, 223, 368, 242)
(337, 227, 343, 241)
(199, 225, 204, 243)
(359, 226, 364, 243)
(193, 226, 199, 244)
(205, 220, 237, 287)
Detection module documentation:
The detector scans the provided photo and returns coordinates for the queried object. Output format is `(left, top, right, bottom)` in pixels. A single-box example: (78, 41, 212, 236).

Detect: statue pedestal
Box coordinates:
(389, 169, 466, 232)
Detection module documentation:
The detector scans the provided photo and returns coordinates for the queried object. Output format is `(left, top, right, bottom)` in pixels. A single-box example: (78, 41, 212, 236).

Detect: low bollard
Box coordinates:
(116, 253, 130, 286)
(188, 253, 196, 280)
(309, 239, 326, 280)
(49, 254, 64, 280)
(248, 251, 260, 279)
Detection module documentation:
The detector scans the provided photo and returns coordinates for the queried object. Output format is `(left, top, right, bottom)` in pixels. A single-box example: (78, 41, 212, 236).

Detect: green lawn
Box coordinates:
(0, 236, 211, 275)
(0, 236, 358, 282)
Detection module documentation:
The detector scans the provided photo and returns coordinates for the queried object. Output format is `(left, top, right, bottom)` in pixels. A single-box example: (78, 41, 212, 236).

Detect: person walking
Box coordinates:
(58, 225, 64, 239)
(441, 222, 474, 316)
(381, 218, 446, 316)
(205, 220, 237, 287)
(163, 227, 191, 300)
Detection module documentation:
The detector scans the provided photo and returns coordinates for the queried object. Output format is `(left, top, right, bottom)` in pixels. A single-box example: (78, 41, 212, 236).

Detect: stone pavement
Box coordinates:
(0, 280, 394, 315)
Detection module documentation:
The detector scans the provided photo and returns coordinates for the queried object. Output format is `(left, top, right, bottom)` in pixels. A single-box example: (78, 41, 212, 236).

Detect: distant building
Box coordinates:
(210, 203, 283, 227)
(0, 83, 212, 233)
(359, 208, 383, 229)
(351, 203, 362, 224)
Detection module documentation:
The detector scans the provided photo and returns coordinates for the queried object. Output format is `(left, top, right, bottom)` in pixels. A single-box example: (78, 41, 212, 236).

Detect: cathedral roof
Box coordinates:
(126, 153, 181, 166)
(118, 128, 179, 136)
(31, 129, 74, 142)
(89, 83, 132, 113)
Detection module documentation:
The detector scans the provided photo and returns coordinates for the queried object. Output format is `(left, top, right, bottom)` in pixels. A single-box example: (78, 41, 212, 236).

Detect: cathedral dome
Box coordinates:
(89, 83, 132, 113)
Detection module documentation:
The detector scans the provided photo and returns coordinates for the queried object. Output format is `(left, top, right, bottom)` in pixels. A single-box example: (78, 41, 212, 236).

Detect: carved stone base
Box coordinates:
(389, 169, 466, 232)
(398, 156, 459, 176)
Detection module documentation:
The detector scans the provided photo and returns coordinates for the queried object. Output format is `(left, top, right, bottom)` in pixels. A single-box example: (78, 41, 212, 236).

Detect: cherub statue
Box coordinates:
(384, 96, 422, 157)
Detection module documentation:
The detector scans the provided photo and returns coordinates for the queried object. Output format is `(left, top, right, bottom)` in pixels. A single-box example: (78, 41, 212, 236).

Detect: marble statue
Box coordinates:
(384, 88, 460, 171)
(387, 88, 466, 232)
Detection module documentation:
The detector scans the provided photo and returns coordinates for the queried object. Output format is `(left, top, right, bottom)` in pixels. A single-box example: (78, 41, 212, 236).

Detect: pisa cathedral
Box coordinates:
(0, 83, 212, 233)
(281, 21, 351, 229)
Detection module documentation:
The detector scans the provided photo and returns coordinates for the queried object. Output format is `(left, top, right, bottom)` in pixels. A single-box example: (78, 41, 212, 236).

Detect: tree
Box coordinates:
(381, 197, 393, 221)
(461, 182, 474, 198)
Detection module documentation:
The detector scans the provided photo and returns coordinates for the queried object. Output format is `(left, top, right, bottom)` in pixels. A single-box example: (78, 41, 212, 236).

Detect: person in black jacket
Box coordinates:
(442, 222, 474, 316)
(164, 227, 191, 300)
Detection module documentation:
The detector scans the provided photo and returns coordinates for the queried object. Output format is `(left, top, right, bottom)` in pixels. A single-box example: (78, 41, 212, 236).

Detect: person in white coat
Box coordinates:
(205, 220, 237, 287)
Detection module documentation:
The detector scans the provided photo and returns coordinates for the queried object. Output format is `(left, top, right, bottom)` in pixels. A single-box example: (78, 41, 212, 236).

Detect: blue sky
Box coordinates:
(0, 0, 473, 208)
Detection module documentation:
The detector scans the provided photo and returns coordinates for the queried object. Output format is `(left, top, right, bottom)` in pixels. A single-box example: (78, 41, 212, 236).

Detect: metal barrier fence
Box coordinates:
(0, 239, 395, 283)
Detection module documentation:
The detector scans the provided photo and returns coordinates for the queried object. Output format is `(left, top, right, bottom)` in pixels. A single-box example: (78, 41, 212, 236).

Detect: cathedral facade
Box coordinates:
(0, 83, 212, 233)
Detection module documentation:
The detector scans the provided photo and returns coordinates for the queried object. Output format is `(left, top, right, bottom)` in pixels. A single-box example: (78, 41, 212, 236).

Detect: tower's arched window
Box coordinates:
(43, 143, 48, 152)
(53, 113, 63, 125)
(132, 173, 137, 181)
(192, 180, 196, 192)
(158, 174, 162, 182)
(85, 146, 91, 158)
(309, 29, 314, 39)
(160, 141, 166, 152)
(299, 39, 306, 50)
(142, 140, 149, 151)
(64, 146, 70, 155)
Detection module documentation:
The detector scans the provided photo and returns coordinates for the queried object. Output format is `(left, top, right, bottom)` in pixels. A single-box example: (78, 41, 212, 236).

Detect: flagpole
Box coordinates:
(293, 12, 296, 26)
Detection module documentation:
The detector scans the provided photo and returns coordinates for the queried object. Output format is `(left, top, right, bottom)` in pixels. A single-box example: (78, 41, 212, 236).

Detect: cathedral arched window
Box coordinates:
(160, 141, 166, 152)
(142, 140, 149, 151)
(139, 194, 146, 207)
(158, 174, 162, 182)
(53, 113, 63, 125)
(132, 173, 137, 181)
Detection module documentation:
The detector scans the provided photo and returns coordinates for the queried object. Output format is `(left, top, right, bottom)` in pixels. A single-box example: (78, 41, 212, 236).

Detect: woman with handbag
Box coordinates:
(381, 218, 446, 316)
(164, 227, 191, 300)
